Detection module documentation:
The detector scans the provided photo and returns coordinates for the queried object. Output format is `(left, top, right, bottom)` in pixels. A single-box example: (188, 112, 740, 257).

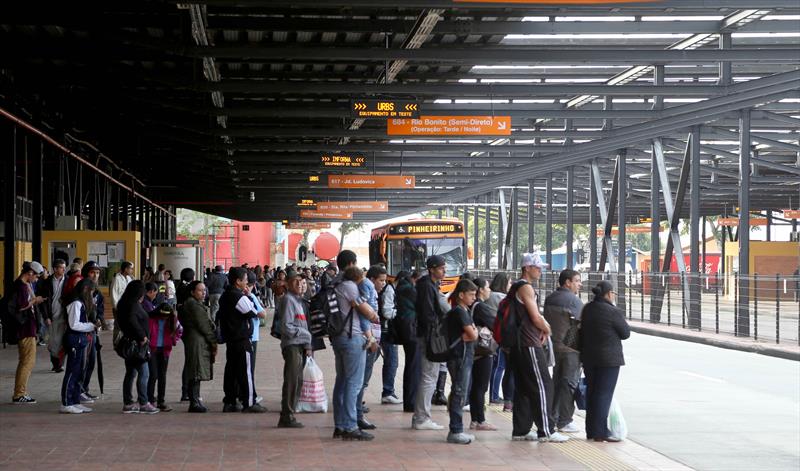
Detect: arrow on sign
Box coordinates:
(354, 102, 366, 110)
(405, 178, 413, 185)
(405, 103, 417, 111)
(497, 120, 507, 131)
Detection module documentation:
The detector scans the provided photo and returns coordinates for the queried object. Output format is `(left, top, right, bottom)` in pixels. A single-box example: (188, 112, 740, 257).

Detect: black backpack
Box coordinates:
(425, 297, 460, 362)
(308, 282, 353, 338)
(0, 294, 22, 346)
(494, 280, 529, 351)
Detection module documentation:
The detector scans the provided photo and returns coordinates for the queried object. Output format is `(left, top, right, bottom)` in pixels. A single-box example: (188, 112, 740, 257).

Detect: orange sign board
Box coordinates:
(317, 201, 389, 212)
(783, 210, 800, 219)
(327, 175, 415, 189)
(455, 0, 658, 3)
(596, 225, 655, 236)
(286, 222, 331, 230)
(717, 217, 769, 226)
(299, 210, 353, 220)
(387, 116, 511, 136)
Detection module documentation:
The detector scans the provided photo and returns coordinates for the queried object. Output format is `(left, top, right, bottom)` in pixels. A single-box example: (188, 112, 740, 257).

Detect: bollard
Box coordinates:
(628, 271, 633, 320)
(640, 275, 644, 322)
(681, 272, 686, 329)
(753, 274, 758, 341)
(667, 280, 671, 327)
(775, 273, 780, 345)
(734, 275, 738, 337)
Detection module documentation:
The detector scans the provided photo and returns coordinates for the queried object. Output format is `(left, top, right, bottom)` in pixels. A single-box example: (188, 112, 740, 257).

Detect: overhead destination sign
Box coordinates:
(387, 116, 511, 136)
(327, 175, 415, 189)
(351, 99, 420, 119)
(300, 209, 353, 220)
(389, 222, 463, 235)
(321, 154, 369, 168)
(317, 201, 389, 212)
(782, 209, 800, 219)
(286, 222, 331, 230)
(717, 217, 769, 226)
(597, 226, 655, 236)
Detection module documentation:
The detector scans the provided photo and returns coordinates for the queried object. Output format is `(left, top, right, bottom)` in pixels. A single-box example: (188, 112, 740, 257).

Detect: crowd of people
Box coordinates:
(4, 250, 630, 445)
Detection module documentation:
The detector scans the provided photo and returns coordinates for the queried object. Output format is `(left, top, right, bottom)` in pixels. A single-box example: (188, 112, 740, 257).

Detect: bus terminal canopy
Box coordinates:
(2, 1, 799, 223)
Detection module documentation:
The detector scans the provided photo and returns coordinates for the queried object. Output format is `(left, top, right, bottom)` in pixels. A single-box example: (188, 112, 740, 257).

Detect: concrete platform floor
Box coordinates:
(0, 312, 690, 471)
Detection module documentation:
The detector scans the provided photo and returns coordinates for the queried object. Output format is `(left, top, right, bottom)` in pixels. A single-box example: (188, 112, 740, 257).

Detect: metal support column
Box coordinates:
(566, 167, 574, 269)
(484, 194, 491, 270)
(589, 167, 597, 272)
(32, 140, 43, 262)
(463, 203, 470, 269)
(689, 125, 702, 329)
(3, 125, 17, 295)
(617, 150, 627, 312)
(738, 108, 751, 337)
(528, 180, 535, 252)
(545, 177, 553, 267)
(719, 33, 733, 86)
(473, 198, 479, 270)
(594, 160, 618, 272)
(511, 187, 519, 269)
(650, 143, 661, 322)
(498, 190, 505, 270)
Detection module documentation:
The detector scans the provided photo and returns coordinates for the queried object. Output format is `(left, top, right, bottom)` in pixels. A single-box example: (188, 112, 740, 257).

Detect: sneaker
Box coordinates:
(462, 404, 471, 412)
(188, 404, 208, 413)
(37, 340, 46, 346)
(431, 393, 448, 406)
(540, 432, 569, 443)
(255, 396, 264, 404)
(11, 395, 37, 404)
(558, 422, 580, 433)
(381, 394, 402, 404)
(333, 428, 344, 439)
(502, 403, 513, 413)
(489, 398, 502, 405)
(277, 418, 304, 428)
(60, 405, 83, 414)
(122, 404, 139, 414)
(473, 422, 498, 431)
(53, 367, 64, 373)
(84, 392, 98, 400)
(342, 429, 374, 441)
(593, 436, 622, 443)
(413, 419, 445, 431)
(512, 432, 538, 441)
(222, 403, 241, 413)
(139, 403, 160, 414)
(76, 404, 93, 413)
(79, 393, 95, 404)
(361, 403, 370, 414)
(242, 403, 267, 413)
(357, 419, 377, 430)
(156, 403, 173, 412)
(180, 396, 190, 402)
(447, 432, 474, 444)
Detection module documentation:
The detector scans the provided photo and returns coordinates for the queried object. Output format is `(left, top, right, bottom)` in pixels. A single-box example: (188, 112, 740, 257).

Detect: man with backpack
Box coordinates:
(330, 250, 379, 441)
(543, 269, 584, 434)
(503, 253, 569, 443)
(9, 262, 47, 404)
(205, 265, 227, 319)
(412, 255, 451, 432)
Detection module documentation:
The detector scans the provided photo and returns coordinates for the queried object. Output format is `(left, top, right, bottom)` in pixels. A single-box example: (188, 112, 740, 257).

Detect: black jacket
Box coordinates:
(415, 275, 445, 337)
(205, 271, 227, 295)
(219, 286, 256, 343)
(578, 298, 630, 367)
(118, 302, 149, 342)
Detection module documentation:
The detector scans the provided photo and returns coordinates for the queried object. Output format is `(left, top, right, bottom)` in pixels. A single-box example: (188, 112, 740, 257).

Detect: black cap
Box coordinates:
(285, 269, 300, 280)
(325, 263, 336, 272)
(426, 255, 446, 269)
(81, 261, 100, 277)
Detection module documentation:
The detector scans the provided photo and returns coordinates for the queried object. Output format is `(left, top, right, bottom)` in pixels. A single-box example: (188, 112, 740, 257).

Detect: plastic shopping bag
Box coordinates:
(297, 357, 328, 413)
(607, 397, 628, 440)
(573, 376, 587, 411)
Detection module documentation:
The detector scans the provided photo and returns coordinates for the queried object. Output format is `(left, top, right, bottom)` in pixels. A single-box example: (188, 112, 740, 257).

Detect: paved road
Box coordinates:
(615, 332, 800, 471)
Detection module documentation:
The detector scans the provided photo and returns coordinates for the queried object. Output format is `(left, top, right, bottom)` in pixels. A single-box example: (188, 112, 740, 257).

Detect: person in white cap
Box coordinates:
(509, 253, 569, 443)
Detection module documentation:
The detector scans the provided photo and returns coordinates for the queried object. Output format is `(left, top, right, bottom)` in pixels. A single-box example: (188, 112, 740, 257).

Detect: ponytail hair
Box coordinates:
(592, 280, 614, 298)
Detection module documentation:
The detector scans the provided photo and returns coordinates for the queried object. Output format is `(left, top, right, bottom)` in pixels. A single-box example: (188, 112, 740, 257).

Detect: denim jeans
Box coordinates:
(381, 339, 398, 397)
(357, 348, 378, 421)
(332, 334, 366, 432)
(490, 349, 515, 402)
(446, 342, 474, 434)
(123, 358, 150, 406)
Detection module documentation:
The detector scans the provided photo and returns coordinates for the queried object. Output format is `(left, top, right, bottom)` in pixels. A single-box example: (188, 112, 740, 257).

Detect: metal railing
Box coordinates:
(470, 269, 800, 346)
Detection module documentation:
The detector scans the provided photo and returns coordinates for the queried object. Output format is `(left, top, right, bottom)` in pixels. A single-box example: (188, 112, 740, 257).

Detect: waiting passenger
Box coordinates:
(468, 277, 497, 432)
(445, 279, 479, 444)
(147, 303, 182, 412)
(117, 280, 158, 414)
(60, 279, 101, 414)
(179, 281, 217, 413)
(278, 270, 312, 428)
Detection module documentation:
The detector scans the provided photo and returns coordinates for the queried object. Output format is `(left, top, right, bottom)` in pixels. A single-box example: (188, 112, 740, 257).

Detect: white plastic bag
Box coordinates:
(608, 397, 628, 440)
(297, 357, 328, 413)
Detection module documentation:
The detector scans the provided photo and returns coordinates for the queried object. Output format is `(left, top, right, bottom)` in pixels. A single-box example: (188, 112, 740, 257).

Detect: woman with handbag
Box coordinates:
(179, 281, 217, 413)
(116, 280, 159, 414)
(468, 277, 498, 431)
(579, 280, 630, 442)
(60, 279, 102, 414)
(444, 279, 479, 445)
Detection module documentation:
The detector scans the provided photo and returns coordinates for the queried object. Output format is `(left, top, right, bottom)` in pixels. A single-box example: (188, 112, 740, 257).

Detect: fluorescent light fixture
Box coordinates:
(513, 99, 555, 103)
(732, 32, 800, 38)
(762, 15, 800, 20)
(555, 16, 635, 22)
(521, 16, 550, 22)
(454, 99, 509, 104)
(504, 33, 692, 40)
(641, 16, 724, 21)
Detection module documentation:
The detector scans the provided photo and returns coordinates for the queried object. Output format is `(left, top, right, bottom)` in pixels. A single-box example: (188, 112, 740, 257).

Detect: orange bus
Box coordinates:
(369, 218, 466, 293)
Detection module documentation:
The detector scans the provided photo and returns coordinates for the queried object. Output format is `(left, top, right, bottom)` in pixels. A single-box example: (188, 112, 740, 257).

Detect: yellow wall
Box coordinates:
(41, 231, 141, 301)
(724, 240, 800, 299)
(0, 241, 33, 298)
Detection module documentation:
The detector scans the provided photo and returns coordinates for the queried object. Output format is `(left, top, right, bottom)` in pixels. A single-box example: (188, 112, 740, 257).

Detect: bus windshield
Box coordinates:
(388, 237, 465, 277)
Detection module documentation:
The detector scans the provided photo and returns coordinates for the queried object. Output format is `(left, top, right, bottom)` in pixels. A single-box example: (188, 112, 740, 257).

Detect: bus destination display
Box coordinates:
(351, 99, 420, 119)
(389, 222, 463, 235)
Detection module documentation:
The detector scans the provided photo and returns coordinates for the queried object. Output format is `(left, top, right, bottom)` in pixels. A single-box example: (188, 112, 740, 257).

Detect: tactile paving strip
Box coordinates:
(487, 403, 637, 471)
